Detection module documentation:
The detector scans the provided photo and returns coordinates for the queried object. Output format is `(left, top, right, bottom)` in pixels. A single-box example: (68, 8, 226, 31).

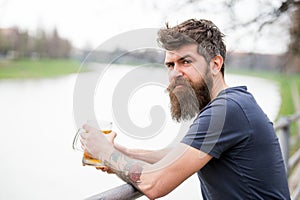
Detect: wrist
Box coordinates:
(102, 145, 115, 163)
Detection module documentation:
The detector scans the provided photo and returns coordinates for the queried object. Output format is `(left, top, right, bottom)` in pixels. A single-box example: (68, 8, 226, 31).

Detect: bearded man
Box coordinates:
(81, 19, 290, 199)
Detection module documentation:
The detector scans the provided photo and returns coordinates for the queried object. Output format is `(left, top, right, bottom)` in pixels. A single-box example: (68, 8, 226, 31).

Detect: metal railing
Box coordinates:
(85, 183, 142, 200)
(85, 112, 300, 200)
(276, 112, 300, 200)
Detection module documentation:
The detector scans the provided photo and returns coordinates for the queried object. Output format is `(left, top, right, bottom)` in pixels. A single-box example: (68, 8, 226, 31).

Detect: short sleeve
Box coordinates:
(181, 98, 250, 159)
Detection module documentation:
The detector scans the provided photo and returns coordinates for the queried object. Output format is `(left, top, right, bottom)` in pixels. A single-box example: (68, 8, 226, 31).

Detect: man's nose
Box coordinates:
(169, 68, 183, 82)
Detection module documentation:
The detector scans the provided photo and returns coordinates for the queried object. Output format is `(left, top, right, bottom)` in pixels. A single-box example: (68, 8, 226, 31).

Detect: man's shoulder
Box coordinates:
(202, 86, 249, 111)
(217, 86, 249, 99)
(213, 86, 255, 110)
(195, 86, 253, 124)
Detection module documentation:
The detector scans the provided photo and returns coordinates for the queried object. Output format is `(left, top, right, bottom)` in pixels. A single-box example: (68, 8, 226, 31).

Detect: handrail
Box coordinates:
(86, 112, 300, 200)
(274, 112, 300, 130)
(289, 148, 300, 169)
(85, 183, 143, 200)
(276, 112, 300, 171)
(275, 112, 300, 200)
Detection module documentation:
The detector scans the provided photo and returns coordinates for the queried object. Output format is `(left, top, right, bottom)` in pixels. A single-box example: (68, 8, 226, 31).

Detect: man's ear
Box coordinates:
(210, 55, 223, 75)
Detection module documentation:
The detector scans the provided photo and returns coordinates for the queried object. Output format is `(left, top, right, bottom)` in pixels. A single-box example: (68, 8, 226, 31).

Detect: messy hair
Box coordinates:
(157, 19, 226, 76)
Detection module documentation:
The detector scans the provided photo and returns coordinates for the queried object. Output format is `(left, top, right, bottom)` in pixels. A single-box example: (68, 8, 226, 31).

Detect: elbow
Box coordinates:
(145, 194, 158, 200)
(142, 189, 161, 200)
(139, 180, 167, 200)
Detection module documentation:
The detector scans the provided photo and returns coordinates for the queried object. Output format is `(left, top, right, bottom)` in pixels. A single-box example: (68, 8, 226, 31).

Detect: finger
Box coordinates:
(96, 166, 109, 171)
(110, 131, 117, 139)
(96, 167, 105, 171)
(101, 166, 109, 171)
(80, 138, 87, 149)
(83, 124, 98, 133)
(95, 166, 105, 170)
(80, 131, 88, 140)
(105, 131, 117, 144)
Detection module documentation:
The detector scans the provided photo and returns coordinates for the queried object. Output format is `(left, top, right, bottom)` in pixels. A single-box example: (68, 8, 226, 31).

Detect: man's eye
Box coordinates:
(166, 63, 174, 68)
(183, 60, 192, 64)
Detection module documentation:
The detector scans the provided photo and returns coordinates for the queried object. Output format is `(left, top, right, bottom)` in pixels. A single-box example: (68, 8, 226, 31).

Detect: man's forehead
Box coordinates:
(164, 44, 198, 60)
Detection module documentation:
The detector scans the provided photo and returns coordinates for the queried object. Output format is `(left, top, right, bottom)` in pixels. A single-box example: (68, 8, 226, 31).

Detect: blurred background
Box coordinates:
(0, 0, 300, 199)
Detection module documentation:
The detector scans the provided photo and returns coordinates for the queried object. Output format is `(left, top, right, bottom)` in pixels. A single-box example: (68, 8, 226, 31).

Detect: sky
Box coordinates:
(0, 0, 291, 54)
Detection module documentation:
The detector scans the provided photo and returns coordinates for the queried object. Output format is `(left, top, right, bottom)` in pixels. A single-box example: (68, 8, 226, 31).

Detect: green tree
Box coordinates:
(15, 30, 30, 58)
(47, 27, 72, 58)
(0, 26, 72, 59)
(0, 31, 9, 54)
(35, 28, 48, 58)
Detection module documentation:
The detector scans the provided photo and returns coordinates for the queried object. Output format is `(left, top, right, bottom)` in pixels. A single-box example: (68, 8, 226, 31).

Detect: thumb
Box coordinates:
(110, 131, 117, 139)
(105, 131, 117, 144)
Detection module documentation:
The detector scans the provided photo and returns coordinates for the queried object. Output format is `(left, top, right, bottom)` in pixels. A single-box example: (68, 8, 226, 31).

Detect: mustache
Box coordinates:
(166, 76, 192, 92)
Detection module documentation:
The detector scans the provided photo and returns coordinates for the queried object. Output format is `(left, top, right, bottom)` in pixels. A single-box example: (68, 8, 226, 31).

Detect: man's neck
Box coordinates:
(210, 74, 228, 100)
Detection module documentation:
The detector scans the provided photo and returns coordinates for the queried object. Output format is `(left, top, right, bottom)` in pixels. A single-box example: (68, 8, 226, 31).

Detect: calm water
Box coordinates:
(0, 64, 280, 200)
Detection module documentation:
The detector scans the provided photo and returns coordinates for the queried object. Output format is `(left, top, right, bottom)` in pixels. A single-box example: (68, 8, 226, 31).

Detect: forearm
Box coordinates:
(102, 147, 149, 186)
(102, 146, 170, 199)
(102, 143, 211, 200)
(114, 143, 173, 164)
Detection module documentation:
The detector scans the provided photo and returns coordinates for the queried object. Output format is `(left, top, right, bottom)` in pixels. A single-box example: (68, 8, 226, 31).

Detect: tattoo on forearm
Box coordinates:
(104, 150, 144, 185)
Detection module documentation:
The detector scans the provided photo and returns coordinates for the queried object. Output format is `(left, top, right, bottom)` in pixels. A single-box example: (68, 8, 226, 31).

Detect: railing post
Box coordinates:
(277, 117, 291, 175)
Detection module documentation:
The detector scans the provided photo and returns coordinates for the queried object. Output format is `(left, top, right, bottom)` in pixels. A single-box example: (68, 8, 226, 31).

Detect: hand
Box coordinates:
(104, 130, 117, 145)
(80, 124, 114, 161)
(95, 166, 114, 174)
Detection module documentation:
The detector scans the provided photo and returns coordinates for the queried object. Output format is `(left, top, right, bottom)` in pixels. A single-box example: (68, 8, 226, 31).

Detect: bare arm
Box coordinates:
(114, 143, 173, 164)
(82, 124, 212, 199)
(104, 143, 211, 199)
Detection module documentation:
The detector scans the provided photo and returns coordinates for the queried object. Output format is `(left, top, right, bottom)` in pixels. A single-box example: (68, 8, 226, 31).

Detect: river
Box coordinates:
(0, 64, 280, 200)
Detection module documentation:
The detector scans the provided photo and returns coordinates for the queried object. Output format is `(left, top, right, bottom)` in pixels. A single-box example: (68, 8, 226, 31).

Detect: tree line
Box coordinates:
(0, 27, 72, 59)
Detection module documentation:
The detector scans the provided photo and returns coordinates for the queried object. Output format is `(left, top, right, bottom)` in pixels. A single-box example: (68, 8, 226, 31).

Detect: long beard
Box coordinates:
(166, 76, 211, 122)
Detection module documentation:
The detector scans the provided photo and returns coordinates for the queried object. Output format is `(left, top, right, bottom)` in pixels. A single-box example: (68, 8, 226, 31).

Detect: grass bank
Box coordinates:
(0, 58, 81, 79)
(228, 69, 300, 117)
